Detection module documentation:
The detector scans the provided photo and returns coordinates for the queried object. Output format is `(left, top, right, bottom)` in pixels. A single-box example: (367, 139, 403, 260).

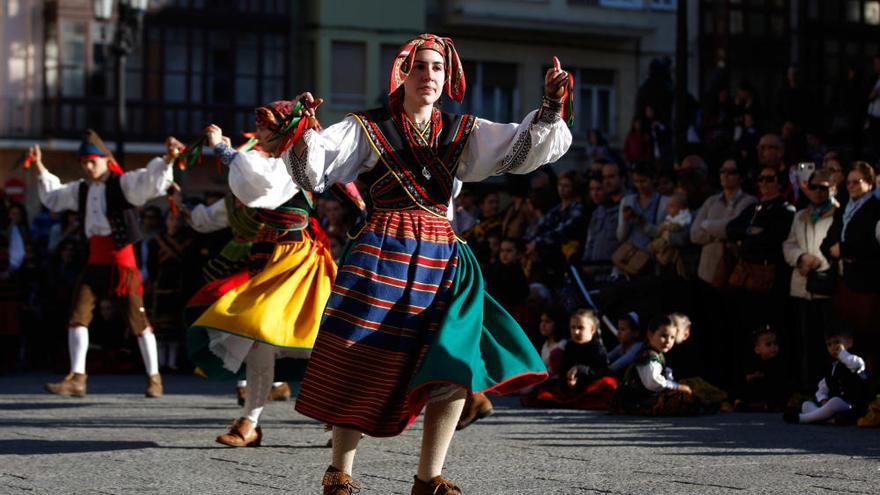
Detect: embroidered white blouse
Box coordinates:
(226, 148, 300, 209)
(280, 108, 572, 220)
(37, 157, 174, 238)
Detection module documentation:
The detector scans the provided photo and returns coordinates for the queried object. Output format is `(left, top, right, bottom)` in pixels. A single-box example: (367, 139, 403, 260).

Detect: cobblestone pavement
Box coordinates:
(1, 373, 878, 494)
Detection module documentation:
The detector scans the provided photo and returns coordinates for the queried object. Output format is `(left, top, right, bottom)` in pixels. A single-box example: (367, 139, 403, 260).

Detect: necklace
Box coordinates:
(412, 120, 430, 135)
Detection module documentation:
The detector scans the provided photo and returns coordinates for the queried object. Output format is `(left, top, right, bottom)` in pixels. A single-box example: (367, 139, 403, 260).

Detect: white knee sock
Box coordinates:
(418, 387, 467, 481)
(243, 344, 275, 425)
(801, 401, 819, 414)
(68, 325, 89, 374)
(137, 329, 159, 376)
(799, 397, 852, 424)
(237, 380, 247, 387)
(272, 382, 283, 388)
(331, 427, 362, 475)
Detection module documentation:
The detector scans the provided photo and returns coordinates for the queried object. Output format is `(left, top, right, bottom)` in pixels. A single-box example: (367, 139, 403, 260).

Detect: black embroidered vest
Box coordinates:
(351, 107, 477, 218)
(77, 174, 142, 248)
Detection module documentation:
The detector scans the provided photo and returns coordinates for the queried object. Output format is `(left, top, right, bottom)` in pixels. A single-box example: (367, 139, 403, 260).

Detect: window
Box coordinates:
(599, 0, 641, 8)
(164, 28, 188, 102)
(571, 68, 616, 138)
(446, 62, 518, 124)
(90, 23, 115, 99)
(866, 1, 880, 24)
(261, 34, 286, 102)
(331, 41, 366, 107)
(651, 0, 677, 10)
(235, 33, 258, 104)
(207, 32, 233, 104)
(59, 20, 87, 97)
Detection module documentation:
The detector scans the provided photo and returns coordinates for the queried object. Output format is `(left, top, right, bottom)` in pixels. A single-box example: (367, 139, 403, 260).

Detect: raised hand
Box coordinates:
(294, 92, 324, 119)
(28, 144, 47, 174)
(544, 56, 570, 100)
(164, 136, 185, 161)
(204, 124, 224, 147)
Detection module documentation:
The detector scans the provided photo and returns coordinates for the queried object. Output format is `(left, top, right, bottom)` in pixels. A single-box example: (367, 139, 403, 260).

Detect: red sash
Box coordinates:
(87, 236, 141, 296)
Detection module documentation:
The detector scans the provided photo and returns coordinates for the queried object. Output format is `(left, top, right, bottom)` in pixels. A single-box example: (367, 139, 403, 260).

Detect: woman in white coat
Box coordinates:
(782, 169, 838, 390)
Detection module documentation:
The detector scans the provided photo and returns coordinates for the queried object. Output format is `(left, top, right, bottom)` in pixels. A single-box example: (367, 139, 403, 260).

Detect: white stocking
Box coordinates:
(417, 387, 467, 481)
(799, 397, 852, 424)
(331, 427, 362, 475)
(68, 325, 89, 374)
(137, 328, 159, 376)
(242, 344, 275, 425)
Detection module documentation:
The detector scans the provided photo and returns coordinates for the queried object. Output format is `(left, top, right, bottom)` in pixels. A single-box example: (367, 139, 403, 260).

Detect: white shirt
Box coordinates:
(37, 157, 174, 238)
(281, 109, 572, 221)
(815, 349, 866, 403)
(189, 199, 230, 234)
(227, 150, 300, 209)
(637, 359, 680, 392)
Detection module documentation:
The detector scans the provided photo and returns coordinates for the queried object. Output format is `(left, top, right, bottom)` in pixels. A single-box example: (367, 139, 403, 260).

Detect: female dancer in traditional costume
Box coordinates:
(282, 34, 572, 494)
(186, 100, 336, 447)
(184, 189, 293, 405)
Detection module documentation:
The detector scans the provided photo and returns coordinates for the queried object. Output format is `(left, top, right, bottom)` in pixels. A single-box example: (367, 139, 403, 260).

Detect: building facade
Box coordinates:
(1, 0, 685, 198)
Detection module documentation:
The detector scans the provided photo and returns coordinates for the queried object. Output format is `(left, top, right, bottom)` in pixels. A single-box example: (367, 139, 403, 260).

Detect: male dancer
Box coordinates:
(31, 130, 179, 398)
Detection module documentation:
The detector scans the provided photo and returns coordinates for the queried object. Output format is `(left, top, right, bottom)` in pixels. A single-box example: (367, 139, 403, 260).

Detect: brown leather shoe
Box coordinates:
(267, 382, 291, 401)
(145, 374, 163, 398)
(216, 418, 262, 447)
(322, 466, 361, 494)
(411, 475, 462, 495)
(456, 392, 493, 430)
(45, 373, 87, 397)
(236, 386, 246, 406)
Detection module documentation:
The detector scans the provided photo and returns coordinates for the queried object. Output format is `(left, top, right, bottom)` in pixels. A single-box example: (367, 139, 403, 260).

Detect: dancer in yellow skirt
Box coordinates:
(187, 100, 336, 447)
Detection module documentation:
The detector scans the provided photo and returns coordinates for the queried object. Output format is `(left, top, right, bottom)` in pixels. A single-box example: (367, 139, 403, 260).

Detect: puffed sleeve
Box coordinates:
(456, 105, 572, 183)
(282, 116, 377, 193)
(189, 200, 228, 233)
(37, 171, 80, 212)
(228, 149, 300, 209)
(119, 156, 174, 206)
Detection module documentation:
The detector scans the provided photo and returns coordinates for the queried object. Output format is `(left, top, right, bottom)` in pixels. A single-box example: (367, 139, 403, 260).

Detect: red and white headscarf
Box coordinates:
(388, 33, 466, 103)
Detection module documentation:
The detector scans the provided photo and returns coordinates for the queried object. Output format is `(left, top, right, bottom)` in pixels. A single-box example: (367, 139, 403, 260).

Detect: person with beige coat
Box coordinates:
(782, 169, 838, 389)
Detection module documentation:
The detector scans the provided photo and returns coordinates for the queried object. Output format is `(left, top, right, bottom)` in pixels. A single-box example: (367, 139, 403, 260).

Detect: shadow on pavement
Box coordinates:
(482, 402, 880, 461)
(0, 439, 160, 455)
(0, 402, 92, 411)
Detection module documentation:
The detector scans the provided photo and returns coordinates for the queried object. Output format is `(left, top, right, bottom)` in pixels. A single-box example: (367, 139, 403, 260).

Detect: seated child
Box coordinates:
(735, 326, 787, 411)
(664, 312, 701, 380)
(608, 312, 644, 375)
(610, 314, 713, 416)
(564, 308, 609, 388)
(649, 193, 692, 277)
(538, 306, 569, 378)
(521, 309, 616, 409)
(784, 324, 869, 425)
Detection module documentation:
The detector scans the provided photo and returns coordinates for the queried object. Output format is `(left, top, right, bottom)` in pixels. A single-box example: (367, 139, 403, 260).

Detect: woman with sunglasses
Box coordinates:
(820, 161, 880, 378)
(725, 165, 796, 381)
(782, 169, 838, 390)
(689, 158, 756, 386)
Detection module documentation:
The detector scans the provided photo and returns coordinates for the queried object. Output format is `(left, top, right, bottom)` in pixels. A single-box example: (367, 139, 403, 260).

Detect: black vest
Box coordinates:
(825, 360, 869, 407)
(351, 107, 477, 218)
(77, 174, 143, 248)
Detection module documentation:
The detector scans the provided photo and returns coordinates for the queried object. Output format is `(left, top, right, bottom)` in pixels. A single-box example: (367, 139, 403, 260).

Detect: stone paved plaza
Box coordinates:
(1, 373, 878, 494)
